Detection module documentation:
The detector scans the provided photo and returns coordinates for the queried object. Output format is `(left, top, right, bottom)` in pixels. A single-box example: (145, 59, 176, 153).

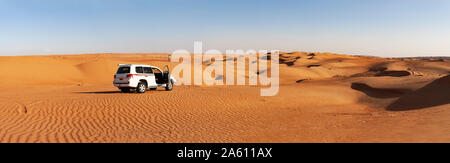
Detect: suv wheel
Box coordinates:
(165, 80, 173, 91)
(136, 82, 147, 93)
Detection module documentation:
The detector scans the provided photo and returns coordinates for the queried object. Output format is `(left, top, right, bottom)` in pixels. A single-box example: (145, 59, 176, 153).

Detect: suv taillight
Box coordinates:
(127, 74, 135, 78)
(114, 75, 116, 78)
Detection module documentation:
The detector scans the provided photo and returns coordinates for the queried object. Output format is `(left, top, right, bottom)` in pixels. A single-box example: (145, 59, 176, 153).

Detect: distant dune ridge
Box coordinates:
(0, 52, 449, 143)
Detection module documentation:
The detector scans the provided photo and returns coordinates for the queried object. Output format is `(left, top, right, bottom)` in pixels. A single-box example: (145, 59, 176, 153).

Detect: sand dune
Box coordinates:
(387, 75, 450, 111)
(0, 53, 449, 142)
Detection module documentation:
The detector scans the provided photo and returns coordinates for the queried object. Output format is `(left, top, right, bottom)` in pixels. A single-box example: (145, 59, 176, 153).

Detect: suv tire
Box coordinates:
(165, 80, 173, 91)
(136, 82, 147, 93)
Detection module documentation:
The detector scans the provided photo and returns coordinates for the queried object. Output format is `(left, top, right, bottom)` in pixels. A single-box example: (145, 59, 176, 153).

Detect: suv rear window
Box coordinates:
(117, 67, 130, 74)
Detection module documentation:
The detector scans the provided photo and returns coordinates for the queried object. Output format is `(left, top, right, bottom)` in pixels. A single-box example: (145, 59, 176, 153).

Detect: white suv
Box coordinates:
(113, 64, 176, 93)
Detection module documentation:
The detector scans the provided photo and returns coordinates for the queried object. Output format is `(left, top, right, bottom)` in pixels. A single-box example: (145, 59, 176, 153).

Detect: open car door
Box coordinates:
(163, 65, 170, 84)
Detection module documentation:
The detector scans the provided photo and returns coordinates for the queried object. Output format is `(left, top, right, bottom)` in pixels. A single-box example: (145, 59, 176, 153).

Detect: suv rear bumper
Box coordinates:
(114, 83, 137, 88)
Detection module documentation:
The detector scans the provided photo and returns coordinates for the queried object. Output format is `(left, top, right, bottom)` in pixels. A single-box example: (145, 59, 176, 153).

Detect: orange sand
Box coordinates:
(0, 53, 448, 143)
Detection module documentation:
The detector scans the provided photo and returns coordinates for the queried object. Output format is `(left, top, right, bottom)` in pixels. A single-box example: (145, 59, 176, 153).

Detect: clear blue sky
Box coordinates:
(1, 0, 449, 57)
